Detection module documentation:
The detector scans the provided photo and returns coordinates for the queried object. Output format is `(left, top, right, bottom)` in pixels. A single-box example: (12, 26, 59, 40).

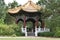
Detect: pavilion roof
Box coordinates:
(8, 0, 42, 14)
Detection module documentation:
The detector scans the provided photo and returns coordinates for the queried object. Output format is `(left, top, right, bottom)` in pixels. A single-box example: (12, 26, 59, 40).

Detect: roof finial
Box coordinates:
(28, 0, 31, 1)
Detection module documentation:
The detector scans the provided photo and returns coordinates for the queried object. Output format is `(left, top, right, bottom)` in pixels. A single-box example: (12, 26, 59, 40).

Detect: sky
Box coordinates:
(4, 0, 38, 5)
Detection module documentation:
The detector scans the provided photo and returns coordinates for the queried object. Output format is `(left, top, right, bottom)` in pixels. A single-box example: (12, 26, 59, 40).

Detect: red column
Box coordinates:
(41, 20, 45, 28)
(15, 18, 18, 24)
(35, 17, 38, 28)
(24, 16, 26, 28)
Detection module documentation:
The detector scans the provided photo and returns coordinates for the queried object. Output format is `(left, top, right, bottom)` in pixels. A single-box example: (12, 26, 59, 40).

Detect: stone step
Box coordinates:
(27, 32, 35, 36)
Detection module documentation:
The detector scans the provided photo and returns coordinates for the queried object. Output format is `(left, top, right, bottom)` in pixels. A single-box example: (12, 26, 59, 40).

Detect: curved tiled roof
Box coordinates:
(8, 0, 42, 14)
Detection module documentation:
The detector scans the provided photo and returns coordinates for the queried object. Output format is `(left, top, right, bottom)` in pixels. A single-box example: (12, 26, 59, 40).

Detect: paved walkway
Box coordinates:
(0, 37, 60, 40)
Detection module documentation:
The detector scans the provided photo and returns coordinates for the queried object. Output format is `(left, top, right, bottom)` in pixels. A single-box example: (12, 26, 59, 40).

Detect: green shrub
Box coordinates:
(54, 27, 60, 37)
(11, 34, 17, 37)
(38, 32, 54, 37)
(0, 24, 24, 36)
(0, 24, 15, 36)
(8, 24, 24, 36)
(54, 31, 60, 37)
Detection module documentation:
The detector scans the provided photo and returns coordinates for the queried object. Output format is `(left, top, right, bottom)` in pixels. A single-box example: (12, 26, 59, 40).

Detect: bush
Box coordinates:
(54, 27, 60, 37)
(0, 24, 24, 36)
(8, 24, 25, 36)
(54, 31, 60, 37)
(0, 24, 15, 36)
(38, 32, 54, 37)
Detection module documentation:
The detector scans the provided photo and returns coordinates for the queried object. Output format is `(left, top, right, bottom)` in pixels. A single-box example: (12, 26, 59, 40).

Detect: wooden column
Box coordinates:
(15, 17, 18, 24)
(35, 16, 38, 28)
(41, 20, 45, 28)
(24, 16, 26, 28)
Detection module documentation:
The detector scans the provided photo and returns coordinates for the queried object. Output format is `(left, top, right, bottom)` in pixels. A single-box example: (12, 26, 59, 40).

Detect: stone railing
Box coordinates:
(21, 27, 27, 36)
(35, 27, 50, 36)
(21, 26, 50, 36)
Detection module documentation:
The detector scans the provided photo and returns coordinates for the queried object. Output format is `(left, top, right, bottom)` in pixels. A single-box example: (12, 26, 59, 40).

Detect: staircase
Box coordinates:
(27, 32, 35, 36)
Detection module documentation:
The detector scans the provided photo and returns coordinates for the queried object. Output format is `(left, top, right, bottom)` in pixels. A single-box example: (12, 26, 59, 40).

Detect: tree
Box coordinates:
(37, 0, 60, 18)
(8, 0, 18, 8)
(0, 0, 7, 24)
(4, 0, 19, 24)
(37, 0, 60, 37)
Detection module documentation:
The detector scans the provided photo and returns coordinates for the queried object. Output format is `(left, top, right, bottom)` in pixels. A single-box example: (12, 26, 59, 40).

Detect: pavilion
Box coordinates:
(8, 0, 50, 36)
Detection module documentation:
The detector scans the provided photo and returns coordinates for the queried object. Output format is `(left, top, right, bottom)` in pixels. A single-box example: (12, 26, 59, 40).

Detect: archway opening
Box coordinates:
(16, 19, 24, 36)
(26, 18, 35, 32)
(26, 21, 33, 32)
(38, 21, 41, 28)
(17, 19, 24, 27)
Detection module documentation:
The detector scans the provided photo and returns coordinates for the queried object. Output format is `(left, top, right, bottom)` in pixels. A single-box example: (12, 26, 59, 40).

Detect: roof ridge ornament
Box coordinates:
(28, 0, 32, 4)
(28, 0, 32, 2)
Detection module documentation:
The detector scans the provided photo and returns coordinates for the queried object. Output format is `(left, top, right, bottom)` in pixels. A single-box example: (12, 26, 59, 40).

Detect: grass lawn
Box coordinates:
(0, 37, 60, 40)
